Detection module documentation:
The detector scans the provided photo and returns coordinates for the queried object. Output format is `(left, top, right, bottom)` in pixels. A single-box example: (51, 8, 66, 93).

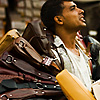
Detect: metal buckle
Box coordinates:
(42, 56, 58, 66)
(36, 83, 43, 89)
(6, 55, 13, 63)
(42, 56, 53, 66)
(1, 94, 9, 100)
(19, 40, 25, 48)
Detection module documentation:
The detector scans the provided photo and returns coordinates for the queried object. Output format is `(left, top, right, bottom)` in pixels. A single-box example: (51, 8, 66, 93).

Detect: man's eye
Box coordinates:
(71, 7, 75, 10)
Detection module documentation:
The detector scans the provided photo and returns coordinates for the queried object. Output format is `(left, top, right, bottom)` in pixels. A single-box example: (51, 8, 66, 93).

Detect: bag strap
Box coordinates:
(14, 37, 61, 74)
(1, 79, 61, 90)
(0, 75, 24, 83)
(0, 88, 63, 100)
(1, 51, 57, 82)
(22, 20, 62, 71)
(46, 32, 65, 70)
(0, 66, 56, 85)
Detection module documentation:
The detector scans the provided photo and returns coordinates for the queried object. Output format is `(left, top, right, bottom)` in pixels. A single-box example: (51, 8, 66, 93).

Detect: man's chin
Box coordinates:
(76, 24, 86, 31)
(80, 23, 87, 29)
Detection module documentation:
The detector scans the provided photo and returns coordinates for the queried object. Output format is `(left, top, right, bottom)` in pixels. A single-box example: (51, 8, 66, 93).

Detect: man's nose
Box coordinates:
(78, 8, 84, 14)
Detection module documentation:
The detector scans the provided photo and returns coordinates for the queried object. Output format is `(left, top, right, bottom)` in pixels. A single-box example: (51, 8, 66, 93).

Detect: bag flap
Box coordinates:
(0, 29, 20, 55)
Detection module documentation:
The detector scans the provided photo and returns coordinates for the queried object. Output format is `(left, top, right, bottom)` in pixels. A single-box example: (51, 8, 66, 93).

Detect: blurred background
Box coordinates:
(0, 0, 100, 41)
(74, 0, 100, 41)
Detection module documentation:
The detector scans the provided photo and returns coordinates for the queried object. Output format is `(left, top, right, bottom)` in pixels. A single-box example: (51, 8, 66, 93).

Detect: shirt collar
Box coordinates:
(54, 35, 64, 47)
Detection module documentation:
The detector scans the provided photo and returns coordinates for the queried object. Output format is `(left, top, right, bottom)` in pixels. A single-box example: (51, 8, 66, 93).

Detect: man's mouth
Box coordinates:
(80, 17, 86, 23)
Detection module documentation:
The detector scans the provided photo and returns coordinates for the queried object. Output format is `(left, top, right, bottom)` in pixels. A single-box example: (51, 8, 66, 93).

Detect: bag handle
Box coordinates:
(0, 67, 56, 84)
(1, 51, 57, 82)
(14, 37, 61, 74)
(0, 88, 63, 100)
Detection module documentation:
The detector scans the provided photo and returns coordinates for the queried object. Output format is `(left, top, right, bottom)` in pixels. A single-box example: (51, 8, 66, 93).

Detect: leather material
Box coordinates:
(15, 36, 60, 75)
(0, 29, 20, 56)
(1, 79, 61, 90)
(22, 20, 51, 56)
(0, 88, 63, 100)
(22, 19, 63, 71)
(0, 51, 57, 82)
(0, 24, 66, 100)
(0, 36, 60, 76)
(0, 66, 56, 85)
(56, 69, 95, 100)
(83, 36, 100, 81)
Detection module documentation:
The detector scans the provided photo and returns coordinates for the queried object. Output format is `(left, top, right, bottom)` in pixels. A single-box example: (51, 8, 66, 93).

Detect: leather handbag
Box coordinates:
(0, 65, 57, 85)
(56, 69, 96, 100)
(22, 19, 51, 56)
(22, 19, 63, 70)
(0, 88, 64, 100)
(83, 35, 100, 81)
(1, 36, 60, 75)
(0, 29, 20, 56)
(0, 51, 57, 83)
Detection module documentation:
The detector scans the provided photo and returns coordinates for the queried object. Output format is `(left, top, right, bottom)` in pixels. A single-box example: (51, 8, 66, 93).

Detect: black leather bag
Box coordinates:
(83, 35, 100, 80)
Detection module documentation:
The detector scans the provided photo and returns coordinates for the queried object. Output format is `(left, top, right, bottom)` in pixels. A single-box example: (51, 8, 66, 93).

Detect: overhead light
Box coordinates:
(89, 30, 97, 36)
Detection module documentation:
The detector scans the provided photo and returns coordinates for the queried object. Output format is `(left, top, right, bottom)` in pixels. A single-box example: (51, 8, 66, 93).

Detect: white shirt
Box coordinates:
(66, 48, 91, 91)
(52, 35, 92, 91)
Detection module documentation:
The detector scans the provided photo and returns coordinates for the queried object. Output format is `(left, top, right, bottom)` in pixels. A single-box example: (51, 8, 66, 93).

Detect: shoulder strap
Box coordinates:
(46, 31, 64, 70)
(0, 88, 63, 100)
(14, 37, 61, 75)
(22, 20, 63, 71)
(1, 51, 57, 82)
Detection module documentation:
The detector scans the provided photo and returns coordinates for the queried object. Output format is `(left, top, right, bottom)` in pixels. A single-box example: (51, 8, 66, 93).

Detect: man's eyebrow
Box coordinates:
(69, 4, 77, 9)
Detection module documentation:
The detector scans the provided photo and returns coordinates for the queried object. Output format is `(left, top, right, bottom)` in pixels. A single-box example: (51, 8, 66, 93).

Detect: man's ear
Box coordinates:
(54, 16, 63, 25)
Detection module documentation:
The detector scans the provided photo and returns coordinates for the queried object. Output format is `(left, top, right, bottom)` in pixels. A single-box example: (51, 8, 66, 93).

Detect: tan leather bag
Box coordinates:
(0, 29, 20, 55)
(56, 69, 96, 100)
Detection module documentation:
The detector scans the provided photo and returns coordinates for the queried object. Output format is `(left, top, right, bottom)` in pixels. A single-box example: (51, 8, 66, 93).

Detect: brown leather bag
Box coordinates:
(0, 29, 20, 56)
(0, 36, 60, 76)
(22, 19, 63, 70)
(22, 20, 50, 55)
(22, 19, 51, 56)
(14, 36, 60, 72)
(0, 88, 64, 100)
(0, 51, 58, 82)
(0, 64, 57, 85)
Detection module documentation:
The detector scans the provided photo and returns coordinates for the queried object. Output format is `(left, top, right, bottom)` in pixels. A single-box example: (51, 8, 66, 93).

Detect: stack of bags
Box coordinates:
(0, 19, 64, 100)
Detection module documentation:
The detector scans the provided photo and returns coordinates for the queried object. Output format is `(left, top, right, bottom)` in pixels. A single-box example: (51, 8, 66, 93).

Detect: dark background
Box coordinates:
(74, 0, 100, 41)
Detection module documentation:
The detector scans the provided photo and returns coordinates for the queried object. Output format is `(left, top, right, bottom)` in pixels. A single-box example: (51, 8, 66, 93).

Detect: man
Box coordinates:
(41, 0, 92, 92)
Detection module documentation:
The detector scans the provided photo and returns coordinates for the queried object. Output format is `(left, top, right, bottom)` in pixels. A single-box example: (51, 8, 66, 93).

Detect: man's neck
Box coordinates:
(56, 29, 80, 56)
(56, 29, 77, 49)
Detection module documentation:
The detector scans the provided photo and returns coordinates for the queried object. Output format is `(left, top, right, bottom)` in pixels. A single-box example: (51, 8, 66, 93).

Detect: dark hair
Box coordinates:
(41, 0, 72, 33)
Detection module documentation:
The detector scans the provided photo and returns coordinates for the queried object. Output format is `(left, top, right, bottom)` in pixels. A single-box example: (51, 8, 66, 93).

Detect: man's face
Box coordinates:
(62, 1, 86, 31)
